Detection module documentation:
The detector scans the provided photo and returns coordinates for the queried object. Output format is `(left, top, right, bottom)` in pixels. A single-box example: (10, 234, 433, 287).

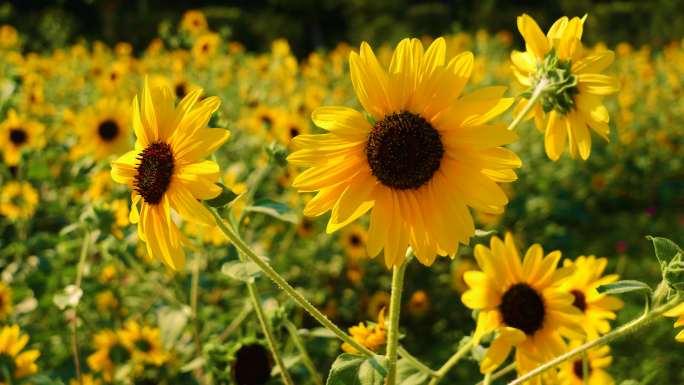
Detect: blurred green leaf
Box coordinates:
(245, 199, 297, 223)
(221, 260, 262, 283)
(598, 280, 652, 295)
(205, 183, 238, 207)
(326, 354, 387, 385)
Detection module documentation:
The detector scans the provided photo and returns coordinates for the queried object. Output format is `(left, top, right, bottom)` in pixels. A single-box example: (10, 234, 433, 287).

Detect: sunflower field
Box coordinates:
(0, 4, 683, 385)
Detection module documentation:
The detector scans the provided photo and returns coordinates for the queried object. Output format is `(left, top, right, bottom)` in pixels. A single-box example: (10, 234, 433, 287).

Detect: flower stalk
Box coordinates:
(385, 250, 411, 385)
(507, 77, 549, 131)
(427, 338, 475, 385)
(285, 320, 325, 385)
(508, 293, 683, 385)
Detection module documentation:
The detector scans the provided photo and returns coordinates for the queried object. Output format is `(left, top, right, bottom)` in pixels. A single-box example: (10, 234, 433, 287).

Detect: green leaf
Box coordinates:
(647, 236, 684, 290)
(648, 236, 683, 266)
(326, 354, 387, 385)
(598, 280, 652, 295)
(266, 141, 288, 166)
(245, 199, 297, 223)
(205, 183, 238, 207)
(221, 260, 262, 283)
(396, 358, 429, 385)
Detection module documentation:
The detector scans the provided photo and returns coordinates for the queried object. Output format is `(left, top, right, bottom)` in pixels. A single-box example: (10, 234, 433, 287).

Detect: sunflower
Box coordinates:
(0, 181, 39, 221)
(0, 109, 45, 165)
(557, 343, 614, 385)
(73, 98, 131, 161)
(70, 374, 102, 385)
(288, 38, 521, 267)
(559, 255, 624, 339)
(180, 10, 208, 35)
(87, 330, 130, 382)
(340, 224, 367, 260)
(193, 33, 220, 65)
(342, 309, 386, 354)
(0, 283, 12, 321)
(407, 290, 430, 318)
(110, 80, 230, 270)
(512, 14, 619, 160)
(664, 302, 684, 342)
(451, 257, 478, 293)
(118, 321, 168, 366)
(0, 25, 18, 49)
(0, 325, 40, 383)
(461, 233, 584, 376)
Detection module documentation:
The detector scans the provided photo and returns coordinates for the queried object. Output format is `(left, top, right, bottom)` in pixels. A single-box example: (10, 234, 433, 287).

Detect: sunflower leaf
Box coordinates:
(205, 183, 238, 207)
(246, 199, 298, 223)
(221, 260, 262, 283)
(326, 353, 387, 385)
(598, 280, 652, 295)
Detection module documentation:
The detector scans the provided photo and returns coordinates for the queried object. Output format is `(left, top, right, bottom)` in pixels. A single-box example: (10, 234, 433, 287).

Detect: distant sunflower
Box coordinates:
(512, 14, 619, 160)
(74, 98, 130, 160)
(180, 10, 208, 35)
(342, 309, 386, 354)
(0, 181, 39, 221)
(559, 255, 623, 338)
(0, 325, 40, 382)
(0, 283, 12, 321)
(340, 224, 367, 260)
(461, 233, 584, 375)
(288, 38, 521, 267)
(0, 109, 45, 165)
(69, 374, 102, 385)
(118, 321, 168, 366)
(557, 343, 614, 385)
(110, 80, 230, 270)
(664, 302, 684, 342)
(193, 33, 220, 64)
(87, 330, 130, 382)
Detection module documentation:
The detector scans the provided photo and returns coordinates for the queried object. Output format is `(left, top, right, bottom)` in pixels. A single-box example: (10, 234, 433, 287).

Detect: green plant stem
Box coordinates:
(582, 353, 589, 385)
(507, 77, 548, 131)
(385, 251, 411, 385)
(285, 320, 325, 385)
(208, 204, 378, 358)
(483, 373, 492, 385)
(219, 302, 252, 342)
(508, 294, 683, 385)
(245, 277, 295, 385)
(190, 254, 205, 381)
(475, 363, 516, 385)
(428, 338, 475, 385)
(397, 346, 438, 378)
(72, 230, 90, 385)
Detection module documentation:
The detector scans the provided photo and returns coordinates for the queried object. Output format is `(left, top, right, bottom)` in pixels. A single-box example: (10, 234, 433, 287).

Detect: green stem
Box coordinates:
(190, 254, 205, 381)
(208, 204, 378, 358)
(385, 250, 411, 385)
(506, 77, 548, 131)
(397, 346, 437, 378)
(508, 294, 683, 385)
(475, 363, 516, 385)
(285, 320, 325, 385)
(428, 338, 475, 385)
(72, 230, 90, 385)
(582, 352, 589, 385)
(218, 302, 252, 342)
(483, 373, 492, 385)
(246, 278, 295, 385)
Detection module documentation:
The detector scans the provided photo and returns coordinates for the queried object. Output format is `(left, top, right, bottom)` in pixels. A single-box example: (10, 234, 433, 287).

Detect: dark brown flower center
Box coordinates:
(98, 119, 119, 142)
(366, 111, 443, 190)
(9, 128, 27, 145)
(349, 234, 362, 247)
(135, 338, 152, 353)
(500, 283, 545, 335)
(288, 126, 300, 139)
(571, 289, 587, 312)
(175, 82, 187, 99)
(134, 142, 174, 205)
(233, 343, 272, 385)
(573, 359, 591, 379)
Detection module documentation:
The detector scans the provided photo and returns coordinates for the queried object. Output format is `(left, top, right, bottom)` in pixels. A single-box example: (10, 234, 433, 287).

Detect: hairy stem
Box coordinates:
(507, 77, 549, 131)
(385, 251, 411, 385)
(428, 338, 475, 385)
(285, 320, 325, 385)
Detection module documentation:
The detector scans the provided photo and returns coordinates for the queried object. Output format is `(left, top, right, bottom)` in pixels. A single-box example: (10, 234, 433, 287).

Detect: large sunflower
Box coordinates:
(0, 109, 45, 166)
(110, 80, 230, 270)
(461, 233, 584, 377)
(73, 98, 131, 160)
(559, 255, 623, 339)
(288, 38, 521, 267)
(512, 14, 619, 160)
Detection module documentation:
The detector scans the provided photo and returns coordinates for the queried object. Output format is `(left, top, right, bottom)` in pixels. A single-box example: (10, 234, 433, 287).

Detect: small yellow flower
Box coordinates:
(0, 325, 40, 381)
(407, 290, 430, 318)
(557, 343, 614, 385)
(70, 374, 102, 385)
(0, 109, 45, 166)
(95, 291, 119, 313)
(193, 33, 220, 64)
(87, 330, 128, 382)
(342, 309, 386, 354)
(180, 10, 208, 35)
(72, 98, 131, 161)
(0, 25, 18, 48)
(0, 181, 39, 221)
(118, 320, 168, 366)
(340, 225, 367, 260)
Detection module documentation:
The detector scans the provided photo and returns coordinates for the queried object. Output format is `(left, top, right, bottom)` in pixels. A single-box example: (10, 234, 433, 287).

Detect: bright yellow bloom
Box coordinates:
(289, 38, 521, 267)
(512, 14, 619, 160)
(180, 10, 208, 35)
(0, 283, 12, 321)
(110, 80, 230, 270)
(70, 374, 102, 385)
(340, 224, 367, 260)
(557, 343, 614, 385)
(0, 109, 45, 165)
(118, 320, 168, 366)
(664, 302, 684, 342)
(0, 181, 39, 221)
(461, 233, 584, 376)
(342, 309, 386, 354)
(0, 25, 18, 48)
(559, 256, 623, 339)
(72, 98, 131, 161)
(87, 330, 128, 382)
(193, 33, 220, 65)
(0, 325, 40, 381)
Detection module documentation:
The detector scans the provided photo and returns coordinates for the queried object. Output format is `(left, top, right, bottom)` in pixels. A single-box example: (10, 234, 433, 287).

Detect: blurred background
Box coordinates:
(4, 0, 684, 56)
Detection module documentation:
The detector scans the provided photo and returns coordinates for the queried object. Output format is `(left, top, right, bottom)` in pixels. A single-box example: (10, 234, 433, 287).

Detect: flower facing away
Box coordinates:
(342, 309, 386, 354)
(664, 302, 684, 342)
(0, 325, 40, 383)
(0, 109, 45, 166)
(288, 37, 521, 267)
(0, 181, 39, 221)
(557, 343, 615, 385)
(118, 321, 168, 366)
(512, 14, 619, 160)
(110, 80, 230, 270)
(559, 255, 623, 339)
(461, 233, 584, 376)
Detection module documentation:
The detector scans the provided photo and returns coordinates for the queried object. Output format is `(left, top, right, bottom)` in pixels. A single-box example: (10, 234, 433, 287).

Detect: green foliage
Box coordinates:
(326, 354, 387, 385)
